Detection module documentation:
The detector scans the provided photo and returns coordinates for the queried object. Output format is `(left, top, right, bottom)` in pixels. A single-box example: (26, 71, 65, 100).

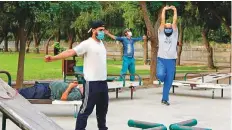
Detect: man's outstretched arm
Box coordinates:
(44, 42, 87, 62)
(170, 5, 178, 30)
(44, 49, 76, 62)
(104, 30, 116, 40)
(159, 6, 169, 30)
(133, 36, 147, 42)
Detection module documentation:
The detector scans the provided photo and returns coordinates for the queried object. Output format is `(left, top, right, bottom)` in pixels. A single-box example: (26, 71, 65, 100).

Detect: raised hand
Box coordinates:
(170, 5, 176, 10)
(163, 5, 170, 10)
(70, 82, 78, 89)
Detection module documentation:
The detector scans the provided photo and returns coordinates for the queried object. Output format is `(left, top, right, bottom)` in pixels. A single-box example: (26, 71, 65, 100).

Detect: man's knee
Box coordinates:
(156, 72, 165, 82)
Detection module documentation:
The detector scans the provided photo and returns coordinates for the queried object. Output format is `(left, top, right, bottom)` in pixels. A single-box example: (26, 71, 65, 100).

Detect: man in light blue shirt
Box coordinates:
(105, 28, 146, 83)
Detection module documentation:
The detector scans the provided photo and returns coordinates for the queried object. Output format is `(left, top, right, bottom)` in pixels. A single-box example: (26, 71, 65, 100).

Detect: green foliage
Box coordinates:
(145, 1, 163, 26)
(54, 42, 65, 52)
(192, 1, 221, 30)
(183, 26, 202, 42)
(101, 2, 125, 37)
(208, 24, 230, 43)
(120, 2, 143, 31)
(0, 1, 231, 46)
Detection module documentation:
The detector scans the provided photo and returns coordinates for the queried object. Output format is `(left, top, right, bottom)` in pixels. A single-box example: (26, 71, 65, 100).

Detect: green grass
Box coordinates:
(0, 52, 216, 81)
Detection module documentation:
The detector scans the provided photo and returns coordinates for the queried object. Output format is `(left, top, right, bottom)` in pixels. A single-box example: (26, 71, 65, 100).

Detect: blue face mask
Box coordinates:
(164, 28, 173, 37)
(96, 31, 105, 40)
(164, 28, 173, 33)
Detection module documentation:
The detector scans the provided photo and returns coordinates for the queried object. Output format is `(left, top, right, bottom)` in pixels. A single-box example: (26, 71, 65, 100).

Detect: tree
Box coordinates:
(73, 2, 106, 42)
(176, 18, 184, 66)
(59, 1, 102, 48)
(175, 2, 189, 65)
(120, 2, 145, 36)
(139, 1, 163, 83)
(0, 2, 14, 52)
(32, 11, 50, 53)
(11, 25, 20, 52)
(208, 2, 231, 37)
(192, 1, 223, 69)
(1, 1, 51, 88)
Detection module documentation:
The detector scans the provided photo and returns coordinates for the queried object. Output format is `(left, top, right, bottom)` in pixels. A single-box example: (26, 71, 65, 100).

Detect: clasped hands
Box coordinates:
(163, 5, 176, 11)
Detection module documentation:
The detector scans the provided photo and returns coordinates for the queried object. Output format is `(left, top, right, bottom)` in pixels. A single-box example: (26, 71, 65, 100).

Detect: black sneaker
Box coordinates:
(161, 100, 170, 106)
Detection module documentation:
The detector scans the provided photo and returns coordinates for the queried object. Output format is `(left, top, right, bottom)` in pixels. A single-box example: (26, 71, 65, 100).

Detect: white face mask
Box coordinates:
(127, 32, 132, 37)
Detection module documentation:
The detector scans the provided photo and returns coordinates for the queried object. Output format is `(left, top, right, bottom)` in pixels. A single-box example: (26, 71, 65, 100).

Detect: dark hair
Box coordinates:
(91, 20, 105, 29)
(123, 28, 131, 36)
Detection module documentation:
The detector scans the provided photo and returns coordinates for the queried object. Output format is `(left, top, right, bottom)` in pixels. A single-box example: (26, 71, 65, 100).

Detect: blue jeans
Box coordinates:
(156, 57, 176, 101)
(120, 56, 135, 81)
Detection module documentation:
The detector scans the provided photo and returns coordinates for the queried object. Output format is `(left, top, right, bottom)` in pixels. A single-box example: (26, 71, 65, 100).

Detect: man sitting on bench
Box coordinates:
(18, 81, 83, 101)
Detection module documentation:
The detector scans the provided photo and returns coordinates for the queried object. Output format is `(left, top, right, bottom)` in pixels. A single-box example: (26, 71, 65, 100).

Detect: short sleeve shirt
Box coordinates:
(73, 38, 107, 81)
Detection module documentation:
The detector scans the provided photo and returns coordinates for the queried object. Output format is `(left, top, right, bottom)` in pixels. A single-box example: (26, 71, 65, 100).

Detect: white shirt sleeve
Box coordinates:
(73, 41, 88, 55)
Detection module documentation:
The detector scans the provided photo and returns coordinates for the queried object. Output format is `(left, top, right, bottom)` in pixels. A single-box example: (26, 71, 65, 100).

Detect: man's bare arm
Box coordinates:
(61, 82, 78, 100)
(44, 49, 76, 62)
(104, 30, 116, 40)
(170, 6, 177, 30)
(159, 6, 169, 30)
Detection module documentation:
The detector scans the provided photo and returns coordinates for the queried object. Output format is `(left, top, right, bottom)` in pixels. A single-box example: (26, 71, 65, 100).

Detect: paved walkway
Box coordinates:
(1, 86, 231, 130)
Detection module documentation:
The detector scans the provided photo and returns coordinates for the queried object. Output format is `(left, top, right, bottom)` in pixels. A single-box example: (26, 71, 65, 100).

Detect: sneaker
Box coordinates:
(161, 100, 170, 106)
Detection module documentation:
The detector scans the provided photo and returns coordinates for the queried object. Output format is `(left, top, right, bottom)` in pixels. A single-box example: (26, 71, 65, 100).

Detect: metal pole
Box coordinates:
(2, 114, 7, 130)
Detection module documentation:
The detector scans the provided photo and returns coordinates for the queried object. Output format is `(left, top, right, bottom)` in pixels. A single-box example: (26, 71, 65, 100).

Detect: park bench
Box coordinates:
(153, 72, 231, 99)
(0, 69, 143, 119)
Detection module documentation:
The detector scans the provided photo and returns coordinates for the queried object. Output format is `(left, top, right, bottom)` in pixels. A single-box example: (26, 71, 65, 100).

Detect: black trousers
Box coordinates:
(75, 81, 109, 130)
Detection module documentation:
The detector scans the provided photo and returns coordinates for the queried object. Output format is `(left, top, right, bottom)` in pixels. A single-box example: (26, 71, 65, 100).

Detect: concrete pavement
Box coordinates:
(0, 85, 231, 130)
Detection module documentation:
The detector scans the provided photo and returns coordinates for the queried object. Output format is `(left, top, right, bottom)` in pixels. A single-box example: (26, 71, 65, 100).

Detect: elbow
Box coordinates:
(61, 96, 67, 101)
(68, 49, 77, 57)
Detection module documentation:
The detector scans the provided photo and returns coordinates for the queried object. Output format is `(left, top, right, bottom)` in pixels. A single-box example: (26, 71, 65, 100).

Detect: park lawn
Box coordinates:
(0, 53, 216, 81)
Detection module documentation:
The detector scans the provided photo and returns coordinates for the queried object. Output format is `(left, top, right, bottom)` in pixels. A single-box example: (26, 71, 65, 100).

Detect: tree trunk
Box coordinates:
(55, 28, 61, 42)
(67, 31, 74, 49)
(176, 22, 184, 66)
(13, 28, 20, 52)
(33, 33, 40, 54)
(15, 37, 19, 52)
(26, 38, 32, 53)
(4, 32, 8, 52)
(139, 1, 161, 83)
(201, 28, 215, 69)
(15, 24, 27, 89)
(143, 36, 148, 65)
(45, 34, 54, 55)
(0, 37, 3, 46)
(151, 19, 160, 82)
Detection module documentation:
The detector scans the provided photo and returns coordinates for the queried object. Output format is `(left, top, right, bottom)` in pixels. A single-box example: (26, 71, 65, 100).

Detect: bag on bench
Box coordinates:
(18, 82, 51, 99)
